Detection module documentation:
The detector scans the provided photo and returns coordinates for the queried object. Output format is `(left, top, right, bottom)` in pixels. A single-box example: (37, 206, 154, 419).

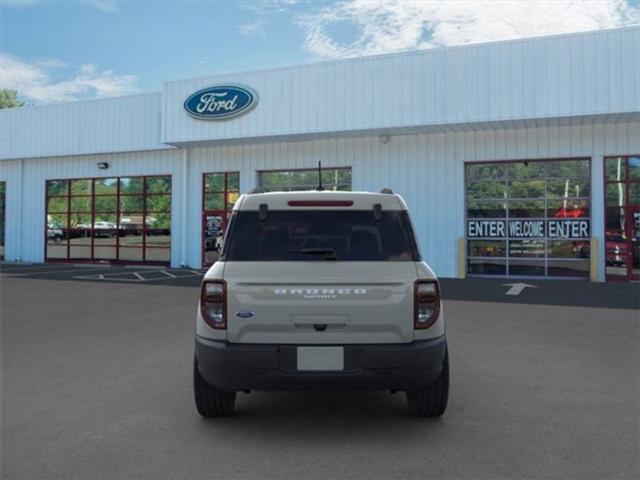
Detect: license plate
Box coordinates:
(297, 347, 344, 371)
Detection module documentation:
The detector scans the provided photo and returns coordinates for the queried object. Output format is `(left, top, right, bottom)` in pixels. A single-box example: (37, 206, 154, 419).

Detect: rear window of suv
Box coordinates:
(223, 210, 419, 261)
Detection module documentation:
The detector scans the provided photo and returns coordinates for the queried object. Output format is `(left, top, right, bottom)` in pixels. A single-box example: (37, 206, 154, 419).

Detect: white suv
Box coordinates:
(194, 190, 448, 417)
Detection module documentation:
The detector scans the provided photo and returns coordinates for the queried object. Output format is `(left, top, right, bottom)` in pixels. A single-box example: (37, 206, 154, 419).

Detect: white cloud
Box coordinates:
(298, 0, 640, 58)
(0, 52, 138, 103)
(239, 19, 266, 36)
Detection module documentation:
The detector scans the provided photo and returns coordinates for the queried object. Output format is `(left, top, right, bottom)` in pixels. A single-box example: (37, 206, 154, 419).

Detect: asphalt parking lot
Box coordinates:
(1, 264, 639, 479)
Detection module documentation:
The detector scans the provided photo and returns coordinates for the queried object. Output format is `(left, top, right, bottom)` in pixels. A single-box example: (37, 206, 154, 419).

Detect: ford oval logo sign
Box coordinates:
(184, 85, 258, 120)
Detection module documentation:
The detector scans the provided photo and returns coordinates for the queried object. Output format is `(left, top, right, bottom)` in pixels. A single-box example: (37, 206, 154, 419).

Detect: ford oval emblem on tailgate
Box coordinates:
(235, 311, 255, 319)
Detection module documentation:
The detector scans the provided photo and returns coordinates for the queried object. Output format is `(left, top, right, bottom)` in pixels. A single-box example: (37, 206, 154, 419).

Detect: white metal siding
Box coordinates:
(163, 28, 640, 145)
(0, 93, 171, 161)
(3, 122, 639, 280)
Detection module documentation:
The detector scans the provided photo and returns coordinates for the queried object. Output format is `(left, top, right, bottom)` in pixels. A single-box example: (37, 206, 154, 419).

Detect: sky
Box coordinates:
(1, 0, 640, 105)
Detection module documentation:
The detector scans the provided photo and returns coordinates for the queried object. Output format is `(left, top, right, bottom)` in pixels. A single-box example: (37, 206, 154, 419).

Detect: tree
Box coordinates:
(0, 90, 24, 109)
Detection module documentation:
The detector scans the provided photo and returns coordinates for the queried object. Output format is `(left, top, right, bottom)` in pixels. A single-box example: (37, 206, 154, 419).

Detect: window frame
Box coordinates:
(464, 157, 592, 279)
(44, 174, 171, 265)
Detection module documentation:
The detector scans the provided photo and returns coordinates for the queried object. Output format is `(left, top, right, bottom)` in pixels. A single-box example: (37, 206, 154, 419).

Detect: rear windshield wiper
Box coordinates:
(288, 248, 338, 260)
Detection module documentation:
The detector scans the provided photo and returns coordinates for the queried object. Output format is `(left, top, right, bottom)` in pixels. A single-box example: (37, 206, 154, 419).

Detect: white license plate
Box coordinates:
(297, 347, 344, 371)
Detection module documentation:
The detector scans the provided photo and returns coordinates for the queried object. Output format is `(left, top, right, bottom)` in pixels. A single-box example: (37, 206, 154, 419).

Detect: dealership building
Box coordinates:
(1, 27, 639, 281)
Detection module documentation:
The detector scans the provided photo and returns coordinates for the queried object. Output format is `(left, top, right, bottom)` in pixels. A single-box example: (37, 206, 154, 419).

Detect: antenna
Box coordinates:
(317, 161, 324, 191)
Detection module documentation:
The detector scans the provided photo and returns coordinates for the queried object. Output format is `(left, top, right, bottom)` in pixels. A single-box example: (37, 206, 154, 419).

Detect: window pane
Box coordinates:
(69, 214, 92, 229)
(630, 157, 640, 180)
(468, 240, 506, 257)
(508, 200, 545, 218)
(146, 194, 171, 212)
(606, 183, 626, 206)
(94, 246, 117, 260)
(508, 259, 545, 276)
(120, 177, 143, 194)
(227, 192, 240, 210)
(204, 193, 224, 210)
(204, 173, 224, 192)
(93, 230, 117, 245)
(47, 197, 68, 213)
(227, 172, 240, 191)
(120, 195, 144, 213)
(47, 213, 68, 229)
(508, 240, 546, 258)
(69, 245, 92, 260)
(547, 160, 589, 178)
(630, 183, 639, 205)
(547, 179, 590, 198)
(547, 260, 589, 278)
(94, 214, 117, 226)
(548, 240, 590, 259)
(94, 196, 117, 212)
(605, 207, 626, 232)
(145, 176, 171, 193)
(466, 164, 505, 181)
(507, 162, 545, 178)
(467, 201, 506, 218)
(508, 180, 545, 198)
(119, 230, 143, 248)
(145, 230, 171, 248)
(119, 247, 143, 261)
(70, 197, 92, 212)
(145, 248, 170, 263)
(70, 179, 92, 195)
(47, 180, 68, 196)
(548, 199, 589, 218)
(466, 181, 505, 200)
(467, 259, 506, 275)
(46, 232, 68, 259)
(605, 157, 626, 181)
(145, 213, 171, 229)
(94, 178, 118, 195)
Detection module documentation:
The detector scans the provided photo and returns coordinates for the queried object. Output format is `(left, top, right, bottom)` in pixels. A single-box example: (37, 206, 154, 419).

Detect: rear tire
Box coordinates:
(194, 358, 236, 417)
(406, 350, 449, 417)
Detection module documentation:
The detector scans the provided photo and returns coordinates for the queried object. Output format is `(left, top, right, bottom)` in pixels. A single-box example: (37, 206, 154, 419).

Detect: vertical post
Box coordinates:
(457, 237, 466, 279)
(590, 237, 599, 282)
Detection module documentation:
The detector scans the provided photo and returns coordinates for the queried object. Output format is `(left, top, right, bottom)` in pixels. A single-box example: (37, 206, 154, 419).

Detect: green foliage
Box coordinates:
(0, 90, 24, 109)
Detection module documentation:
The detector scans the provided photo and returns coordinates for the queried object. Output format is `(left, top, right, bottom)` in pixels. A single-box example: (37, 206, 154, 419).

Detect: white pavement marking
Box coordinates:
(161, 270, 177, 278)
(502, 282, 537, 296)
(72, 269, 202, 282)
(133, 272, 145, 281)
(1, 267, 116, 276)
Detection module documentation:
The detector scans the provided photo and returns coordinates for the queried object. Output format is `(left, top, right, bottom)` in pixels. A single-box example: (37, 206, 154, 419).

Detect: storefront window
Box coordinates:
(45, 175, 171, 264)
(465, 159, 591, 277)
(258, 167, 352, 192)
(202, 172, 240, 266)
(604, 156, 640, 280)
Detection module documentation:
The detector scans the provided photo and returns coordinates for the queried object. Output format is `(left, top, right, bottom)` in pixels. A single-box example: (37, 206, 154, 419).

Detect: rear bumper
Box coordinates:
(195, 336, 447, 392)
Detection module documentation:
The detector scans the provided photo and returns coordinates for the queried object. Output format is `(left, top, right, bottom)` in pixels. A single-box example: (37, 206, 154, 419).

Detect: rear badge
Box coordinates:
(235, 311, 255, 319)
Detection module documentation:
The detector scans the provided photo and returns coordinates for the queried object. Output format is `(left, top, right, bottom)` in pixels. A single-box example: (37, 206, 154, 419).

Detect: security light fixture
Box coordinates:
(97, 162, 109, 170)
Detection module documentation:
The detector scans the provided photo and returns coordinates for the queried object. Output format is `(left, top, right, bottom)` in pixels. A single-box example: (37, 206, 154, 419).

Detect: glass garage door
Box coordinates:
(465, 159, 591, 278)
(46, 176, 171, 264)
(202, 172, 240, 266)
(0, 182, 5, 260)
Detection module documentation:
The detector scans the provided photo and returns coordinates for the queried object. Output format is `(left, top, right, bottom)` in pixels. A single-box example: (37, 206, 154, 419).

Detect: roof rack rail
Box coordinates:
(380, 188, 394, 194)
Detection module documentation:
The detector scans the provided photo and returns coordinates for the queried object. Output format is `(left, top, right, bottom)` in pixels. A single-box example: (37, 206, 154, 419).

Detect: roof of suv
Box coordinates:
(236, 190, 408, 211)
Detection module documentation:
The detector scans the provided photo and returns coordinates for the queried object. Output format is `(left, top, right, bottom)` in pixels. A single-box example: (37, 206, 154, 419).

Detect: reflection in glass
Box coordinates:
(145, 248, 170, 263)
(467, 259, 506, 275)
(119, 177, 144, 194)
(70, 179, 92, 195)
(468, 240, 506, 257)
(547, 260, 589, 277)
(548, 240, 589, 258)
(47, 180, 68, 196)
(546, 160, 589, 178)
(94, 178, 118, 195)
(508, 240, 545, 258)
(47, 197, 68, 213)
(146, 194, 171, 212)
(509, 259, 545, 276)
(606, 183, 625, 206)
(508, 180, 545, 198)
(69, 246, 92, 260)
(507, 162, 545, 178)
(258, 168, 351, 192)
(70, 197, 92, 212)
(508, 200, 545, 218)
(548, 199, 589, 218)
(546, 179, 590, 198)
(145, 176, 171, 194)
(119, 247, 143, 261)
(145, 229, 170, 248)
(467, 201, 506, 218)
(94, 196, 117, 212)
(630, 157, 640, 180)
(204, 173, 224, 192)
(120, 195, 144, 213)
(204, 193, 225, 210)
(466, 182, 505, 200)
(605, 157, 626, 181)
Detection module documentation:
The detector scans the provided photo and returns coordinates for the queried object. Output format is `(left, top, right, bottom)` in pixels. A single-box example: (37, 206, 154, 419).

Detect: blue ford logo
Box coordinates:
(235, 311, 254, 319)
(184, 85, 258, 120)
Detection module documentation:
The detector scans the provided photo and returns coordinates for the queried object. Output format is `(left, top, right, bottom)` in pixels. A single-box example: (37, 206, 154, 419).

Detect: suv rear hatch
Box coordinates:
(221, 207, 420, 344)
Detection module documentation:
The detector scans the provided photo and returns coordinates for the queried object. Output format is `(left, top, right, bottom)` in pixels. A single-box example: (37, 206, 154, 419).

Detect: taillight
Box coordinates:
(200, 280, 226, 330)
(414, 280, 440, 329)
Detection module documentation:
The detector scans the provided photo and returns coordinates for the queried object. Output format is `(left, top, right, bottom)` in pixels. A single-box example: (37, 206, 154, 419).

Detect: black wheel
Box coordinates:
(406, 350, 449, 417)
(193, 358, 236, 417)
